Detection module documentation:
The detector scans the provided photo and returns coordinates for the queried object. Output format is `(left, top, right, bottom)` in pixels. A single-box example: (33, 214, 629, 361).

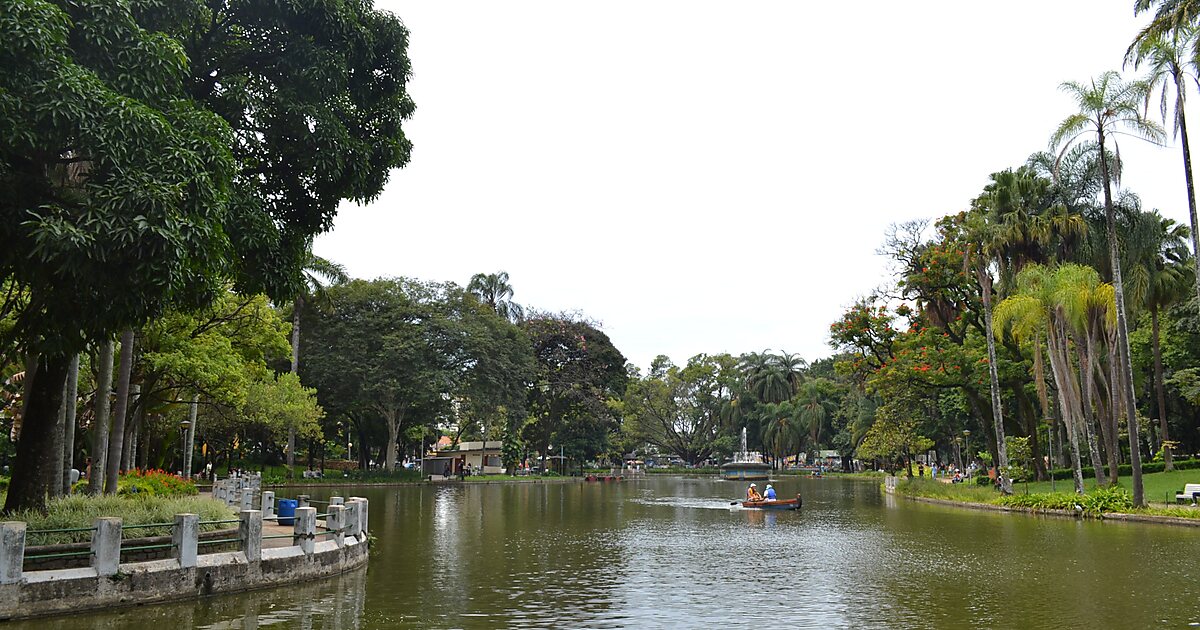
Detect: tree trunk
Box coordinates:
(89, 339, 114, 495)
(1046, 330, 1085, 493)
(184, 395, 198, 478)
(1176, 77, 1200, 307)
(1099, 131, 1145, 507)
(1075, 339, 1107, 486)
(384, 407, 402, 470)
(1152, 306, 1173, 471)
(287, 296, 302, 478)
(3, 354, 70, 514)
(1089, 329, 1120, 483)
(978, 269, 1012, 493)
(104, 330, 135, 494)
(49, 374, 66, 498)
(61, 355, 79, 495)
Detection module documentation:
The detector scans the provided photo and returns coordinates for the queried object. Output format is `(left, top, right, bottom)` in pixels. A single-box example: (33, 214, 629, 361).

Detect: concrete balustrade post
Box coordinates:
(355, 498, 368, 535)
(297, 494, 310, 508)
(330, 496, 344, 506)
(215, 481, 225, 502)
(91, 517, 122, 576)
(240, 489, 254, 511)
(172, 513, 198, 568)
(261, 491, 275, 519)
(344, 500, 360, 540)
(294, 507, 316, 555)
(0, 522, 26, 584)
(240, 510, 262, 562)
(326, 505, 346, 548)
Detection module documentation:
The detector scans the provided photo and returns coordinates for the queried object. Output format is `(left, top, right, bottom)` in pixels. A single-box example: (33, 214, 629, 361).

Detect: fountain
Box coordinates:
(720, 427, 770, 480)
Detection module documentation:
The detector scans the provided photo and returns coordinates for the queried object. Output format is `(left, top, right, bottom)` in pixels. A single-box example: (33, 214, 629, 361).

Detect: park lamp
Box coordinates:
(180, 419, 192, 433)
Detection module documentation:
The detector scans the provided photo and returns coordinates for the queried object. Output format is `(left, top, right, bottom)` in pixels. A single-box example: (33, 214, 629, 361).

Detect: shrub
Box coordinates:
(118, 469, 197, 497)
(1079, 485, 1133, 515)
(996, 493, 1078, 511)
(13, 495, 235, 545)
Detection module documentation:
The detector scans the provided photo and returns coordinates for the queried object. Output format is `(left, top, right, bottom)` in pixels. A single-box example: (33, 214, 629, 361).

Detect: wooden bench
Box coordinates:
(1175, 483, 1200, 504)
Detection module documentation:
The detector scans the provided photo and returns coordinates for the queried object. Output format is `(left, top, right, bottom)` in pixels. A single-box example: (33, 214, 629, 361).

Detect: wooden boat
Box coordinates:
(740, 494, 802, 510)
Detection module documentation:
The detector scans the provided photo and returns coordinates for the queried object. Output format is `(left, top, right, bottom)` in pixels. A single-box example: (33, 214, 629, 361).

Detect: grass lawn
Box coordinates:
(1018, 468, 1200, 505)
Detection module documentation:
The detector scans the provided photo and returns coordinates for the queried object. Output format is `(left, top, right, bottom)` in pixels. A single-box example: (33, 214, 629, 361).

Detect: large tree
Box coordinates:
(624, 354, 737, 465)
(0, 0, 413, 512)
(1050, 71, 1164, 507)
(1126, 26, 1200, 305)
(522, 314, 627, 470)
(303, 279, 532, 471)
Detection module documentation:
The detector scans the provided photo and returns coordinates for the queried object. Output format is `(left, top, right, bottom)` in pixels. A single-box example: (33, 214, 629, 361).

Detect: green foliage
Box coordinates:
(522, 314, 627, 465)
(996, 492, 1080, 510)
(13, 495, 235, 545)
(241, 372, 324, 444)
(623, 353, 737, 465)
(1079, 485, 1135, 513)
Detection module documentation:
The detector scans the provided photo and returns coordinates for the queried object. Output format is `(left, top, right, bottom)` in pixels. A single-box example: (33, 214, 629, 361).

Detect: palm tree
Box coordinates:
(1133, 0, 1200, 44)
(1126, 25, 1200, 305)
(795, 380, 836, 456)
(995, 264, 1094, 493)
(1050, 71, 1165, 507)
(289, 251, 349, 475)
(739, 351, 806, 404)
(1125, 211, 1194, 470)
(760, 400, 801, 468)
(962, 208, 1014, 494)
(467, 271, 524, 322)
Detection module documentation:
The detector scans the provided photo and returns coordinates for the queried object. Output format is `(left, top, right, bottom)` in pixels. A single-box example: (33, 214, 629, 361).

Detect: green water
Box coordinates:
(16, 477, 1200, 628)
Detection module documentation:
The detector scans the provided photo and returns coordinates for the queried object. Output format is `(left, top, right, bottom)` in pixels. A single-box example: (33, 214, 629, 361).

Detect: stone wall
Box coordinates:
(0, 495, 370, 621)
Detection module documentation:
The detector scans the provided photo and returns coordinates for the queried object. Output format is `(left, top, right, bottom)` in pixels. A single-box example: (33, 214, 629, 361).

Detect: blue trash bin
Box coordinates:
(277, 498, 298, 526)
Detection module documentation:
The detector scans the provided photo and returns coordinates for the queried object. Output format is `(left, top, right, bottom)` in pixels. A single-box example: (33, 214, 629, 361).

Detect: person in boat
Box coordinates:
(764, 484, 777, 500)
(746, 483, 763, 501)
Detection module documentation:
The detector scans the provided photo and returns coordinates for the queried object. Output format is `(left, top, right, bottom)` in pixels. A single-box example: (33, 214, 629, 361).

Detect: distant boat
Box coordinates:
(740, 494, 802, 511)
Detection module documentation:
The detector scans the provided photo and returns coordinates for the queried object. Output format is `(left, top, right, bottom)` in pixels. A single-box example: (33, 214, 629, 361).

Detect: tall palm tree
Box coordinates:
(1050, 71, 1165, 506)
(1125, 211, 1194, 470)
(467, 271, 524, 322)
(1133, 0, 1200, 44)
(739, 351, 805, 404)
(289, 251, 349, 475)
(1126, 25, 1200, 305)
(795, 379, 836, 455)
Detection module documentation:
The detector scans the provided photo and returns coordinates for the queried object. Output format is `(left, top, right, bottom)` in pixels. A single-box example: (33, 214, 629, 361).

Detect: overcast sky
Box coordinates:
(314, 1, 1194, 372)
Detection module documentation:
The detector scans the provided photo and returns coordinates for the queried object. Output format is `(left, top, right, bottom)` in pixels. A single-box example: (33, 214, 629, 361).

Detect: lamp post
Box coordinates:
(180, 419, 192, 477)
(963, 430, 972, 471)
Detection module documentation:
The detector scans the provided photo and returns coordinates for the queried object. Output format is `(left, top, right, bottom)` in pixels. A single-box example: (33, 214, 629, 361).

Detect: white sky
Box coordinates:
(315, 1, 1194, 372)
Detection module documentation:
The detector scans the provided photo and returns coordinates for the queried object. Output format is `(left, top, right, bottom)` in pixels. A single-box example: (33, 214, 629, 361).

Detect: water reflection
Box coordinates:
(8, 566, 367, 630)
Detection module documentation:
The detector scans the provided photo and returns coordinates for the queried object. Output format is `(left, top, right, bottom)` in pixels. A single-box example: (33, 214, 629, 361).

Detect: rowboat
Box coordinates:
(741, 494, 802, 510)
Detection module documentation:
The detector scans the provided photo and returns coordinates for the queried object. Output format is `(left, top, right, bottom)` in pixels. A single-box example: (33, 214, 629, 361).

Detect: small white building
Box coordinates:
(457, 441, 504, 474)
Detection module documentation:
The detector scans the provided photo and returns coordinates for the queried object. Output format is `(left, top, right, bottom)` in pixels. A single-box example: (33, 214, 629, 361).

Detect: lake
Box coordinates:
(18, 475, 1200, 628)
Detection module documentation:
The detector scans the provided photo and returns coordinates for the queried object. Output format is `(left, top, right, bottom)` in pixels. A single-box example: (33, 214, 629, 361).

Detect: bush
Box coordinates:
(118, 469, 197, 497)
(13, 495, 235, 545)
(996, 492, 1078, 511)
(1079, 485, 1133, 514)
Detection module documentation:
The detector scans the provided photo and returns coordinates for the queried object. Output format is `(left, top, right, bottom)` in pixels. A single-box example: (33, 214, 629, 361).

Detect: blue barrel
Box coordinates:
(277, 498, 298, 526)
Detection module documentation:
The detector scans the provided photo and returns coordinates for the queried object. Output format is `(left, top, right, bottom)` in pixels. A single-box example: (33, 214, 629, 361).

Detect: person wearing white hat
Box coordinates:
(746, 483, 763, 501)
(764, 484, 777, 500)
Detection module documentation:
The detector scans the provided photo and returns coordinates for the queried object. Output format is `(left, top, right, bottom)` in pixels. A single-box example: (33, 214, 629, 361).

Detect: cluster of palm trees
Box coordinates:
(735, 352, 835, 467)
(946, 2, 1200, 505)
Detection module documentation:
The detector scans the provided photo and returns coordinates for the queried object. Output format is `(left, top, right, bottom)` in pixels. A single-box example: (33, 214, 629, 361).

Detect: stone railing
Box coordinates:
(0, 494, 369, 621)
(212, 472, 262, 511)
